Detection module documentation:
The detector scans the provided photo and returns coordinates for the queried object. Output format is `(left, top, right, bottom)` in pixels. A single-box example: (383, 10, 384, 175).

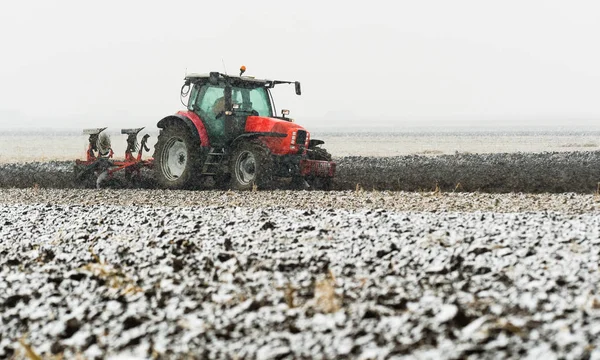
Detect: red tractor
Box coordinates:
(75, 67, 335, 190)
(152, 68, 336, 190)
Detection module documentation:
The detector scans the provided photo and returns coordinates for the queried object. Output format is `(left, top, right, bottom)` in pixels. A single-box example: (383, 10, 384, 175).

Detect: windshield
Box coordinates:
(192, 84, 273, 118)
(232, 87, 272, 117)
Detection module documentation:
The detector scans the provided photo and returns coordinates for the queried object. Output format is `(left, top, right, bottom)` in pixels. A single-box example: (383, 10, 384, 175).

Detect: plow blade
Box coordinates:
(121, 127, 145, 135)
(83, 127, 108, 135)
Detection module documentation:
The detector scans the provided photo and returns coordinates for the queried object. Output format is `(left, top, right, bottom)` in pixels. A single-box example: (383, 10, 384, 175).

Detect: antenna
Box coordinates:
(221, 59, 228, 75)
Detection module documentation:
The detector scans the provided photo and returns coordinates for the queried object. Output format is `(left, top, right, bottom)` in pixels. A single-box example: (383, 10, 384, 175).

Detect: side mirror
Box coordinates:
(295, 81, 301, 95)
(281, 109, 290, 118)
(209, 72, 220, 85)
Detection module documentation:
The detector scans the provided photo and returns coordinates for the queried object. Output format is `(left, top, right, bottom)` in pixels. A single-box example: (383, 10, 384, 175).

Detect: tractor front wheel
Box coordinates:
(153, 124, 202, 189)
(230, 142, 273, 190)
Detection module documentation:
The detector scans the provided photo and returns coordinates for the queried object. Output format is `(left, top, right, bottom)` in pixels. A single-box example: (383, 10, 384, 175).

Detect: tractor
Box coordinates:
(152, 67, 336, 190)
(75, 67, 335, 190)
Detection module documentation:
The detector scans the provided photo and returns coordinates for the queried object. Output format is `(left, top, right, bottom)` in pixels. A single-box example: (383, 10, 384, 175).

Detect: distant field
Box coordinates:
(322, 131, 600, 157)
(1, 130, 600, 163)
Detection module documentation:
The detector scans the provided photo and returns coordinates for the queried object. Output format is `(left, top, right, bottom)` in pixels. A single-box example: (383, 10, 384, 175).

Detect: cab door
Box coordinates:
(227, 87, 252, 139)
(192, 85, 227, 147)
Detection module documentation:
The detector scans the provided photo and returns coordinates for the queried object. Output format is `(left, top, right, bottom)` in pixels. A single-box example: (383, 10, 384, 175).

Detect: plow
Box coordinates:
(74, 128, 153, 188)
(74, 66, 336, 190)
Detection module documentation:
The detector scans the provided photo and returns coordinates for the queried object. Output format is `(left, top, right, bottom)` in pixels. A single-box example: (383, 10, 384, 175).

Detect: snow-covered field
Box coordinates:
(2, 131, 600, 358)
(1, 189, 600, 359)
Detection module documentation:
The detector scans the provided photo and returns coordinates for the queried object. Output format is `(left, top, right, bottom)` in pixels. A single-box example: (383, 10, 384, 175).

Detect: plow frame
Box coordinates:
(75, 128, 154, 188)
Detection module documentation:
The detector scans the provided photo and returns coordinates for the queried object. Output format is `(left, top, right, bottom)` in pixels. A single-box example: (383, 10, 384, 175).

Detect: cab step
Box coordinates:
(202, 148, 226, 175)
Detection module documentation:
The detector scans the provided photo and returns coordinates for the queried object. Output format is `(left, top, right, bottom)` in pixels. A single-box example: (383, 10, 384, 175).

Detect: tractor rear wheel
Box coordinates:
(230, 141, 273, 190)
(153, 124, 202, 189)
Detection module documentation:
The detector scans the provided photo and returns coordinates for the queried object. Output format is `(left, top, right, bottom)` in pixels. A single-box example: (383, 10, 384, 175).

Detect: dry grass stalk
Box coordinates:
(314, 270, 341, 313)
(433, 182, 441, 196)
(80, 248, 142, 294)
(284, 283, 296, 308)
(19, 337, 42, 360)
(495, 319, 524, 336)
(89, 246, 102, 264)
(454, 182, 462, 192)
(80, 262, 142, 294)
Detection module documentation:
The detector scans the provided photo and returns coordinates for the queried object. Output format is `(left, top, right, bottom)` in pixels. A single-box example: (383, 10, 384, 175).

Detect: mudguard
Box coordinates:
(157, 111, 211, 148)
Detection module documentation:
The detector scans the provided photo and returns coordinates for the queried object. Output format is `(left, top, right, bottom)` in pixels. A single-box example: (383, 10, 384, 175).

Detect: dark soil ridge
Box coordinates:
(1, 151, 599, 193)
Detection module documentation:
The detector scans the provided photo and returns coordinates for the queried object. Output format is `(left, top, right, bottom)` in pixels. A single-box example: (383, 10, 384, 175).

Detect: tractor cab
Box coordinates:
(182, 71, 301, 147)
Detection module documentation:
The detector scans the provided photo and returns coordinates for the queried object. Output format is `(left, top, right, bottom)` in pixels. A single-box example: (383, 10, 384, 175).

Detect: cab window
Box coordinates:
(196, 85, 225, 118)
(231, 87, 273, 117)
(195, 84, 273, 117)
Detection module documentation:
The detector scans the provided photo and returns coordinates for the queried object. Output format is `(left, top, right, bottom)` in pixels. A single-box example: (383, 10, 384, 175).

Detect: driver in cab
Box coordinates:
(212, 97, 256, 118)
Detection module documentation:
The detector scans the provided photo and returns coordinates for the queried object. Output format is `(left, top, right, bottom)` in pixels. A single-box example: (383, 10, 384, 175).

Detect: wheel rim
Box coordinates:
(161, 137, 188, 181)
(235, 150, 256, 186)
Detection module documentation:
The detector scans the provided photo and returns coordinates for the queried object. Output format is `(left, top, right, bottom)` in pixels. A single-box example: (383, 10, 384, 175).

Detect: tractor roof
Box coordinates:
(184, 73, 295, 88)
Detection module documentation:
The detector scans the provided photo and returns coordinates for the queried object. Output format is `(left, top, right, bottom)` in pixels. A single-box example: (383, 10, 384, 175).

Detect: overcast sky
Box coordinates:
(2, 0, 600, 131)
